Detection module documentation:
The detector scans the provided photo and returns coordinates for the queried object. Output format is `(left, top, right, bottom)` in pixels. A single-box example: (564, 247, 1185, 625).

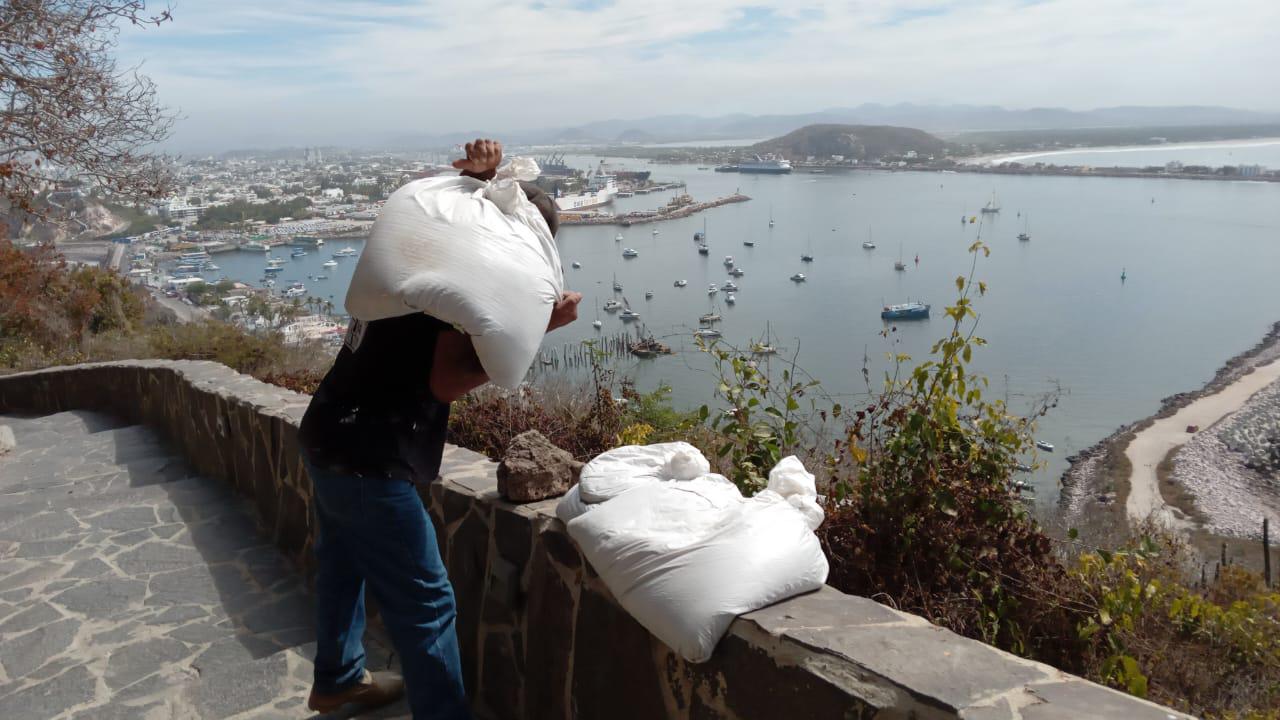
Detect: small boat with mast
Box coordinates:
(613, 273, 623, 293)
(768, 205, 775, 228)
(630, 332, 672, 358)
(981, 190, 1000, 214)
(751, 322, 778, 355)
(1017, 214, 1030, 242)
(862, 227, 876, 249)
(894, 242, 906, 272)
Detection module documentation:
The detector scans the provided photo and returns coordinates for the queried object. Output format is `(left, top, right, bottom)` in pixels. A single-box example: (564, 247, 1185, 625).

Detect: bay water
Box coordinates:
(205, 153, 1280, 503)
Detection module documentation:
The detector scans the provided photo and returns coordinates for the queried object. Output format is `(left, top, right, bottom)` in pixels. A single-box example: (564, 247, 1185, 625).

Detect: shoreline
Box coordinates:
(964, 136, 1280, 166)
(1059, 320, 1280, 527)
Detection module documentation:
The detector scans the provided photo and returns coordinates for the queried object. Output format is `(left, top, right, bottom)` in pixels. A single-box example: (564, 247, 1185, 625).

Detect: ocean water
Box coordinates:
(204, 158, 1280, 502)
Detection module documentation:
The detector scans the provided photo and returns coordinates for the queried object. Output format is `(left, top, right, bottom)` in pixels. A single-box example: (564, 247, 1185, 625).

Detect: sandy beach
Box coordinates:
(1125, 359, 1280, 526)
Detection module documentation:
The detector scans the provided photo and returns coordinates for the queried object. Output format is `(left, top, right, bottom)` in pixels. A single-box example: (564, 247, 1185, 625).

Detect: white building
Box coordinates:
(321, 188, 344, 200)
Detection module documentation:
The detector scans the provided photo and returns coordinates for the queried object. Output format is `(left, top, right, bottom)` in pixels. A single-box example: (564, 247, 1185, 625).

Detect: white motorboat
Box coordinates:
(725, 294, 736, 305)
(1035, 440, 1055, 452)
(322, 260, 337, 268)
(622, 248, 638, 258)
(603, 299, 622, 313)
(722, 281, 739, 292)
(694, 328, 721, 339)
(572, 261, 582, 269)
(707, 283, 718, 295)
(674, 279, 688, 288)
(723, 255, 734, 267)
(790, 273, 806, 282)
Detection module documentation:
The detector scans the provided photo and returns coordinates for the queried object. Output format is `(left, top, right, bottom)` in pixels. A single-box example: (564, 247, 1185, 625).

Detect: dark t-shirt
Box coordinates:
(299, 313, 451, 483)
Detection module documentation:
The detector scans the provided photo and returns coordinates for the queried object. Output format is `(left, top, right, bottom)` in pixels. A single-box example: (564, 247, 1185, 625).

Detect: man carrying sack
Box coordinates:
(298, 139, 581, 718)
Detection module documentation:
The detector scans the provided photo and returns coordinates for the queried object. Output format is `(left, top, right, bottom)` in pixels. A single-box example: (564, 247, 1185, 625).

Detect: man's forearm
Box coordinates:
(430, 329, 489, 403)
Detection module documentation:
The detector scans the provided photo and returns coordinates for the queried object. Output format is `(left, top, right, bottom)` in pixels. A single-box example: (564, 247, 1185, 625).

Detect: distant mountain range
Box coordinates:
(398, 104, 1280, 149)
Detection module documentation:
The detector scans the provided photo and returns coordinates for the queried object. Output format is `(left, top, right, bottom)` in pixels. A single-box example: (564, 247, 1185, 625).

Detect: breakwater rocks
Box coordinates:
(1059, 320, 1280, 524)
(560, 194, 750, 227)
(1171, 378, 1280, 539)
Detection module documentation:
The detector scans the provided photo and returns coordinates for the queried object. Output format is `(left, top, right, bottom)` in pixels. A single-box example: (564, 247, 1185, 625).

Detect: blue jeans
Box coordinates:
(307, 459, 469, 720)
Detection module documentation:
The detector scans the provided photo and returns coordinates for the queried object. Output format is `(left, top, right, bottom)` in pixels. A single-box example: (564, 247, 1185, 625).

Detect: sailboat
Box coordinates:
(801, 234, 814, 263)
(862, 227, 876, 249)
(695, 218, 707, 242)
(768, 205, 775, 228)
(1017, 214, 1030, 242)
(592, 299, 603, 330)
(751, 321, 778, 355)
(612, 273, 622, 293)
(981, 190, 1000, 214)
(894, 242, 906, 272)
(619, 297, 640, 322)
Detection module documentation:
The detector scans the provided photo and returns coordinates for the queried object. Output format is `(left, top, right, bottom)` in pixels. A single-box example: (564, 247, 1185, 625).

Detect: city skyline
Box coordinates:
(118, 0, 1280, 152)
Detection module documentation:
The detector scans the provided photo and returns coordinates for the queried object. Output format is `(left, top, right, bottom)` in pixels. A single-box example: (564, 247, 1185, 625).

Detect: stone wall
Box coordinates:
(0, 362, 1191, 720)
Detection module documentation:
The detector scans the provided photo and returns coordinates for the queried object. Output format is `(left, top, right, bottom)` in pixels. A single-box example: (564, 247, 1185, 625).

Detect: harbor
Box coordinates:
(560, 193, 751, 226)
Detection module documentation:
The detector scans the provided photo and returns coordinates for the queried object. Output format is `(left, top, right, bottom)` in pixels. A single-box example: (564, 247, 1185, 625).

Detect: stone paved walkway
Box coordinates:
(0, 410, 409, 719)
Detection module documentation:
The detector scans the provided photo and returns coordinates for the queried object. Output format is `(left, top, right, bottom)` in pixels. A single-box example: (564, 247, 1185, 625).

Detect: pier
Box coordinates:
(560, 193, 751, 227)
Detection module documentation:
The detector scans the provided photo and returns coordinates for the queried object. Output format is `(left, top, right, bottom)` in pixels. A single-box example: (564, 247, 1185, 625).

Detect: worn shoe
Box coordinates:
(307, 670, 405, 713)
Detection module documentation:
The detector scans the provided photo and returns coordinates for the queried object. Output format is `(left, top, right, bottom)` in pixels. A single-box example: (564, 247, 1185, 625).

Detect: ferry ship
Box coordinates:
(880, 302, 930, 320)
(554, 172, 618, 212)
(738, 156, 793, 174)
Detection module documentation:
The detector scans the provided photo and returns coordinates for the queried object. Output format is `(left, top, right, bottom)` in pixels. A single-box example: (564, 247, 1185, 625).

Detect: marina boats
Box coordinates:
(880, 301, 930, 320)
(981, 190, 1000, 214)
(630, 335, 672, 358)
(592, 299, 603, 330)
(769, 205, 775, 227)
(203, 263, 220, 272)
(694, 328, 722, 339)
(863, 229, 876, 250)
(322, 259, 338, 268)
(751, 322, 778, 355)
(728, 267, 745, 277)
(264, 265, 284, 275)
(283, 282, 306, 299)
(603, 299, 623, 313)
(333, 246, 358, 258)
(801, 254, 814, 262)
(290, 249, 307, 258)
(615, 233, 624, 242)
(315, 274, 328, 280)
(1035, 440, 1055, 452)
(644, 291, 654, 300)
(790, 273, 806, 282)
(707, 283, 718, 295)
(612, 274, 622, 293)
(699, 311, 721, 324)
(723, 255, 734, 267)
(722, 281, 739, 292)
(743, 240, 755, 247)
(1017, 214, 1031, 242)
(572, 261, 582, 269)
(674, 279, 688, 288)
(725, 294, 736, 305)
(652, 229, 660, 236)
(622, 248, 638, 258)
(620, 309, 641, 322)
(894, 242, 906, 271)
(697, 244, 709, 255)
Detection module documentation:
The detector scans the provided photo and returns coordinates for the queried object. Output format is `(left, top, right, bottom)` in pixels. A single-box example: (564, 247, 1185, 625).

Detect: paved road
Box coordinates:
(0, 410, 409, 718)
(149, 290, 212, 324)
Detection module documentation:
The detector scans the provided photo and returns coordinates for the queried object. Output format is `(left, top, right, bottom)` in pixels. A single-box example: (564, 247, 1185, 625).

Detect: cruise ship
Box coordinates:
(554, 172, 618, 212)
(738, 156, 793, 174)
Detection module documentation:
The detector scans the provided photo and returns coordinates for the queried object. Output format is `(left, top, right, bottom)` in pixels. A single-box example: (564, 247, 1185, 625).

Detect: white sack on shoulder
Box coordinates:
(560, 447, 828, 663)
(344, 165, 563, 389)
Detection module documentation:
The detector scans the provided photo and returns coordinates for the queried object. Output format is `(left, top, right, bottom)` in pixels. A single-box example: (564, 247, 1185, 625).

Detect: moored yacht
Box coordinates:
(880, 301, 930, 320)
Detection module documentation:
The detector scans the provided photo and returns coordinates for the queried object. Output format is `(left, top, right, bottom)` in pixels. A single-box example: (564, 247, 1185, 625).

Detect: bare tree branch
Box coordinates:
(0, 0, 175, 225)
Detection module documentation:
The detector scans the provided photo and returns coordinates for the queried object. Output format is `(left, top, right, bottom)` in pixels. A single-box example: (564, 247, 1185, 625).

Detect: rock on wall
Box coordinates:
(0, 362, 1192, 720)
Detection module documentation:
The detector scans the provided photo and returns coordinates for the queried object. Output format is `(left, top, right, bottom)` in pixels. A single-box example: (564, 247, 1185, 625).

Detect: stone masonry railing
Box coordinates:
(0, 361, 1190, 720)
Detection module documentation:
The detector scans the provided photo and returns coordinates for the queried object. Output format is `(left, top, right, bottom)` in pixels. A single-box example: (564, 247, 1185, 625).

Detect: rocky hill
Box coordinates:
(751, 124, 948, 161)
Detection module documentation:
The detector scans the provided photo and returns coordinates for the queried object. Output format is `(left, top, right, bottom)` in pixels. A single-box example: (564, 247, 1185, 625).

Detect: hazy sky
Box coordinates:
(118, 0, 1280, 152)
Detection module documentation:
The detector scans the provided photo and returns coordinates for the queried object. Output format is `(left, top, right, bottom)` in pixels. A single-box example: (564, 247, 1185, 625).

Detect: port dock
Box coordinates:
(559, 193, 751, 227)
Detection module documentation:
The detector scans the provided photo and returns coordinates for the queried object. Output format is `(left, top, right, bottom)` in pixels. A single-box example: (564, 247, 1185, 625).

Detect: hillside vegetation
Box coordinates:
(752, 123, 949, 160)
